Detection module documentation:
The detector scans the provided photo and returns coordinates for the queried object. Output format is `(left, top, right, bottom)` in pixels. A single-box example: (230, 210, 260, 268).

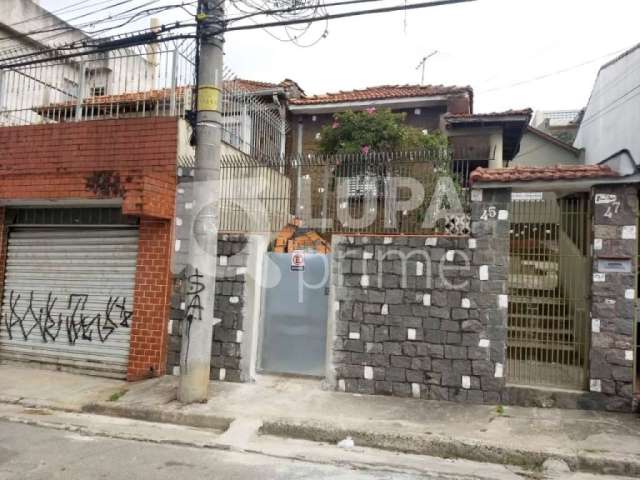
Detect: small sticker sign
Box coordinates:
(291, 250, 305, 271)
(595, 194, 617, 204)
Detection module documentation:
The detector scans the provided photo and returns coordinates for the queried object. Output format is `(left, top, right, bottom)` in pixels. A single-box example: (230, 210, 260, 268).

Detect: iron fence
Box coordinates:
(507, 194, 591, 390)
(0, 41, 287, 159)
(182, 150, 474, 236)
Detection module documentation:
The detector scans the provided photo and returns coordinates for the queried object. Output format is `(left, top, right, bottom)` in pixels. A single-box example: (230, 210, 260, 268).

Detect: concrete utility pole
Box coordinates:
(178, 0, 225, 404)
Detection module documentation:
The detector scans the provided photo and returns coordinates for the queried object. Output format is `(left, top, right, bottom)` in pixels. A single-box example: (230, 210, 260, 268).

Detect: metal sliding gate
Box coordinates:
(507, 195, 591, 389)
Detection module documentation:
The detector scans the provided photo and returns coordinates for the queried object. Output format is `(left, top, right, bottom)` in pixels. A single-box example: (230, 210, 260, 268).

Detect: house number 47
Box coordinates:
(604, 201, 620, 219)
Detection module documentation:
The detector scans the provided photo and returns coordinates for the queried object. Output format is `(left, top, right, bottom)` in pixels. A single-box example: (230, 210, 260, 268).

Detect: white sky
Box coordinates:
(40, 0, 640, 113)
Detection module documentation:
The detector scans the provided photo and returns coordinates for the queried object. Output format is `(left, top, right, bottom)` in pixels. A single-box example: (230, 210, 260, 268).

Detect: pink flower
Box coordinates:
(361, 145, 370, 155)
(366, 107, 376, 115)
(332, 121, 340, 129)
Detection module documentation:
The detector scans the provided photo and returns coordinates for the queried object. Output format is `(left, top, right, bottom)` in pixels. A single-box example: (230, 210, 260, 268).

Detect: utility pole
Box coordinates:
(416, 50, 438, 84)
(178, 0, 225, 404)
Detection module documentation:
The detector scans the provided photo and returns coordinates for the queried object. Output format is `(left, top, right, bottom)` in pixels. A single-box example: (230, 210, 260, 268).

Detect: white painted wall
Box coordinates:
(574, 45, 640, 168)
(512, 130, 580, 167)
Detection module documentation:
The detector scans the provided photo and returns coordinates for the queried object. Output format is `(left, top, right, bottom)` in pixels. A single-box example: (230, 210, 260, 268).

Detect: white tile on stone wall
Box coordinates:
(229, 296, 240, 304)
(498, 210, 509, 220)
(177, 188, 185, 195)
(407, 328, 417, 341)
(423, 294, 431, 306)
(176, 217, 183, 227)
(593, 239, 603, 251)
(471, 189, 483, 202)
(494, 363, 504, 378)
(172, 366, 180, 376)
(363, 251, 374, 260)
(364, 366, 374, 380)
(445, 250, 455, 262)
(236, 267, 247, 275)
(593, 273, 605, 283)
(416, 262, 424, 276)
(468, 239, 477, 249)
(479, 339, 490, 348)
(219, 255, 228, 266)
(479, 265, 489, 281)
(498, 295, 508, 309)
(604, 298, 616, 305)
(361, 275, 370, 287)
(338, 379, 346, 392)
(175, 239, 181, 252)
(381, 304, 389, 315)
(219, 368, 226, 381)
(349, 332, 361, 340)
(591, 318, 601, 333)
(384, 237, 393, 244)
(622, 225, 637, 239)
(625, 289, 635, 300)
(334, 301, 340, 312)
(461, 376, 471, 389)
(167, 320, 173, 334)
(213, 317, 221, 326)
(626, 350, 634, 361)
(411, 383, 421, 398)
(425, 237, 438, 247)
(590, 379, 602, 393)
(185, 202, 193, 210)
(236, 331, 243, 343)
(180, 302, 186, 311)
(461, 298, 471, 309)
(177, 168, 183, 176)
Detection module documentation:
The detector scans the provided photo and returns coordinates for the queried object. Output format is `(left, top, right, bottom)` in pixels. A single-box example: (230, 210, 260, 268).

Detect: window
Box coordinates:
(90, 86, 106, 97)
(223, 113, 252, 154)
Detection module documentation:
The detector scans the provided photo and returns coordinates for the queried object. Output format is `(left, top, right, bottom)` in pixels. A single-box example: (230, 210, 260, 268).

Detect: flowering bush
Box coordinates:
(317, 108, 447, 154)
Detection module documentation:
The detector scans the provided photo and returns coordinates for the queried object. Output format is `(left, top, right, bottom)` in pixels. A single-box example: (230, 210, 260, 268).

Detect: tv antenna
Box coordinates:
(416, 50, 438, 84)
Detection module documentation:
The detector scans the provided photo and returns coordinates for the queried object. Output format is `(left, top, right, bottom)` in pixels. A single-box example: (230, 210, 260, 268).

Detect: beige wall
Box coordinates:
(512, 131, 580, 167)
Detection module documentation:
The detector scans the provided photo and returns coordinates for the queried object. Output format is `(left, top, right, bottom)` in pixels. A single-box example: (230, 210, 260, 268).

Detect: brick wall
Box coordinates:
(0, 117, 178, 219)
(128, 218, 174, 380)
(0, 118, 178, 380)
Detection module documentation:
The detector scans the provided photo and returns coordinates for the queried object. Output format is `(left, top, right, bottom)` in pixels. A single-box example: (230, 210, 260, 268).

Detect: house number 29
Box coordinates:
(480, 206, 497, 221)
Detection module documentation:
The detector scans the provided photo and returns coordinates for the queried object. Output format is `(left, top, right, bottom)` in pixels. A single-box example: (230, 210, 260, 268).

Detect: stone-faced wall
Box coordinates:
(329, 189, 511, 403)
(167, 234, 249, 382)
(588, 185, 637, 411)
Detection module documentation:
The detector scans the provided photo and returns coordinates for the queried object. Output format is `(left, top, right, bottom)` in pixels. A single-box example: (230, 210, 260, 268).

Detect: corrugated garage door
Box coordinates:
(0, 226, 139, 378)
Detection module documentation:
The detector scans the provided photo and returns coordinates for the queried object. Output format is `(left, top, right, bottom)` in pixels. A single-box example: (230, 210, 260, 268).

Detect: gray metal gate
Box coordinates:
(259, 252, 331, 376)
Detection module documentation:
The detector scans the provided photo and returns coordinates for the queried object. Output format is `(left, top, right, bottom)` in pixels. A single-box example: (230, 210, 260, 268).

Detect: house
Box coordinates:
(0, 0, 156, 126)
(531, 109, 583, 145)
(510, 126, 582, 167)
(574, 43, 640, 176)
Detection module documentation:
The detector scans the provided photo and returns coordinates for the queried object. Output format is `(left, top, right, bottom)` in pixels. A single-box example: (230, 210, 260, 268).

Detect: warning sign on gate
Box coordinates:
(291, 250, 305, 271)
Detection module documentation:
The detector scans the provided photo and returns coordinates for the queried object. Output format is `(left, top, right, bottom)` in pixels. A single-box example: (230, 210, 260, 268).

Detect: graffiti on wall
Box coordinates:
(2, 291, 133, 344)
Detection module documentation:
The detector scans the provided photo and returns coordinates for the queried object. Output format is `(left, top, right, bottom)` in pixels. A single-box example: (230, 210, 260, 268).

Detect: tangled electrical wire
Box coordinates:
(228, 0, 330, 47)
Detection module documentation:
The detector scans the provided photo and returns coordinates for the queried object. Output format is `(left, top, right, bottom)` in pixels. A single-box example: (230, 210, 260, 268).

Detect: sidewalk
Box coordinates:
(2, 365, 640, 477)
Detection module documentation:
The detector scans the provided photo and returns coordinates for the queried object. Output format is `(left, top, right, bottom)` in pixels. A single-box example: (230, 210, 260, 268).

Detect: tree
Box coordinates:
(317, 107, 448, 154)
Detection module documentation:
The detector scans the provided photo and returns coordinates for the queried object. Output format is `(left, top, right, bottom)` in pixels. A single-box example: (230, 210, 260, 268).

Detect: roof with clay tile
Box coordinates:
(470, 164, 619, 184)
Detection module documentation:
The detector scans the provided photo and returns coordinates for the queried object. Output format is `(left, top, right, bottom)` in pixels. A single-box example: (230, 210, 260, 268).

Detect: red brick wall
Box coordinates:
(0, 117, 178, 219)
(128, 218, 174, 380)
(0, 118, 178, 380)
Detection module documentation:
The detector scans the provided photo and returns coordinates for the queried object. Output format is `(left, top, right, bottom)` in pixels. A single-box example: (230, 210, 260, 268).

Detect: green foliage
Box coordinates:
(108, 389, 128, 402)
(317, 108, 448, 154)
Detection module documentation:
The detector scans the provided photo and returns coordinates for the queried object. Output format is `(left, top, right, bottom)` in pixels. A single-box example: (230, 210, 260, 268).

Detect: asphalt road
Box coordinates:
(0, 421, 442, 480)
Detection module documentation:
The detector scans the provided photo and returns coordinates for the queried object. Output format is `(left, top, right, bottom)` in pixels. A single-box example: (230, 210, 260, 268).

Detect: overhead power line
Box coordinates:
(223, 0, 477, 33)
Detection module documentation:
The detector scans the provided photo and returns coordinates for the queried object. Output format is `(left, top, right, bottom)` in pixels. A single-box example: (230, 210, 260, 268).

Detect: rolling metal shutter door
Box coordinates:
(0, 227, 139, 379)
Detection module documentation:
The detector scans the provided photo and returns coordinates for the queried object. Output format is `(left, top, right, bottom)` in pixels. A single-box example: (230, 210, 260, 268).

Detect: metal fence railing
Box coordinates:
(0, 41, 287, 159)
(507, 194, 591, 390)
(181, 150, 474, 236)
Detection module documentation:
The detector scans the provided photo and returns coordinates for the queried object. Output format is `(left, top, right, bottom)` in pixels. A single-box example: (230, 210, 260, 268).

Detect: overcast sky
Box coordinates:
(41, 0, 640, 113)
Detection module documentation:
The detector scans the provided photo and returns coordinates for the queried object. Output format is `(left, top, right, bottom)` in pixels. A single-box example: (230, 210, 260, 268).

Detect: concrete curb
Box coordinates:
(81, 401, 640, 478)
